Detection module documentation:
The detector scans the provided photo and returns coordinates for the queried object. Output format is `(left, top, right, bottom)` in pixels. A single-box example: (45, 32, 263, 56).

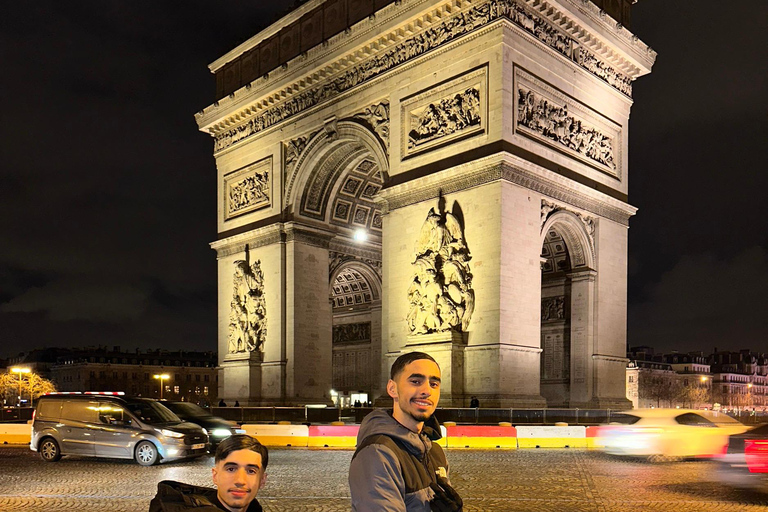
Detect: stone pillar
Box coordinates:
(568, 269, 596, 407)
(220, 352, 262, 406)
(284, 224, 334, 405)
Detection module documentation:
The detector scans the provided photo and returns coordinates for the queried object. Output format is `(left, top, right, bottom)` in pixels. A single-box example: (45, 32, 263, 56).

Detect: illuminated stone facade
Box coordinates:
(197, 0, 655, 407)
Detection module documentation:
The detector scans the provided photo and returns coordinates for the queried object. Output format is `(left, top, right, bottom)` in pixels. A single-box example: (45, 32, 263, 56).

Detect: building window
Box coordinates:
(628, 376, 633, 383)
(174, 386, 180, 394)
(195, 374, 200, 382)
(204, 375, 209, 382)
(186, 375, 191, 382)
(204, 386, 209, 396)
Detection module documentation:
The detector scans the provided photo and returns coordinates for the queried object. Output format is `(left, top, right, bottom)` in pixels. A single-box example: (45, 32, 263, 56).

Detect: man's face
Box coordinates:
(388, 359, 441, 431)
(211, 449, 266, 512)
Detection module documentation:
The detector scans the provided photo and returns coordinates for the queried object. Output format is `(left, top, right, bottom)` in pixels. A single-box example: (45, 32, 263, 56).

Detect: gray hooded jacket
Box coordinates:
(349, 409, 449, 512)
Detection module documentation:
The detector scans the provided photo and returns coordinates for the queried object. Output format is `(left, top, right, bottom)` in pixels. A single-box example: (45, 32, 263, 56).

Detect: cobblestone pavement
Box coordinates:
(3, 446, 768, 511)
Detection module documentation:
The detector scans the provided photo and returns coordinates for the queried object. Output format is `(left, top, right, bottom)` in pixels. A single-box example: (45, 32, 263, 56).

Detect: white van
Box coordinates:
(31, 393, 209, 465)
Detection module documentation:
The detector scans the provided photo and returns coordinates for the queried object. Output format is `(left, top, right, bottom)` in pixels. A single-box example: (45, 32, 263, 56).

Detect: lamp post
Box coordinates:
(10, 367, 31, 407)
(153, 374, 170, 399)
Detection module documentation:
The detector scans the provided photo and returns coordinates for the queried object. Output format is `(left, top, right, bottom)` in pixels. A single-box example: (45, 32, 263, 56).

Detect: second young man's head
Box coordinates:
(387, 352, 441, 432)
(212, 434, 268, 512)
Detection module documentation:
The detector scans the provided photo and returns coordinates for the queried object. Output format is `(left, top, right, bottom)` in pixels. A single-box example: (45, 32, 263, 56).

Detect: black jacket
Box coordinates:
(148, 480, 263, 512)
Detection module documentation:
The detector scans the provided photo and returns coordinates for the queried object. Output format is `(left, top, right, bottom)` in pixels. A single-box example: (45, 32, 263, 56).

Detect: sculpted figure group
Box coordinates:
(407, 206, 475, 335)
(228, 260, 267, 354)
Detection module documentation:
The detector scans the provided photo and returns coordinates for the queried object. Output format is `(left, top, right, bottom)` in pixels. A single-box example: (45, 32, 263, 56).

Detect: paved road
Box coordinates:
(3, 446, 768, 511)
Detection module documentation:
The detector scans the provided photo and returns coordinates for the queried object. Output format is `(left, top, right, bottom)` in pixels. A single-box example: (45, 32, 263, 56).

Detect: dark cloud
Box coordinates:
(1, 277, 150, 322)
(628, 247, 768, 353)
(628, 1, 768, 351)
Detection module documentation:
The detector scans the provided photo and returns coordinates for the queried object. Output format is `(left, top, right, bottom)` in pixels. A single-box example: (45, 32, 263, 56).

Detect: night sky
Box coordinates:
(1, 1, 766, 360)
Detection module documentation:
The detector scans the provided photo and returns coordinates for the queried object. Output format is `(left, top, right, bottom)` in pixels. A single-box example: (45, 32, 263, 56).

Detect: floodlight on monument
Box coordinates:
(353, 229, 367, 242)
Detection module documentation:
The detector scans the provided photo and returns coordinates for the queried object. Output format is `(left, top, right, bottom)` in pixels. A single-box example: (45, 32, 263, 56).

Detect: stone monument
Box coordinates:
(197, 0, 655, 408)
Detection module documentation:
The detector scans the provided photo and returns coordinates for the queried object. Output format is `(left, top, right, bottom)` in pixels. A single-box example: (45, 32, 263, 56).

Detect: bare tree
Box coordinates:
(681, 384, 712, 409)
(639, 370, 680, 408)
(0, 371, 56, 406)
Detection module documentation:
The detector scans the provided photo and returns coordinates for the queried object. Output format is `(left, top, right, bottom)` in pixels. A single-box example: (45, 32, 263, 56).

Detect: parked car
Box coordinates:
(162, 401, 244, 448)
(31, 392, 209, 466)
(717, 423, 768, 490)
(599, 408, 749, 460)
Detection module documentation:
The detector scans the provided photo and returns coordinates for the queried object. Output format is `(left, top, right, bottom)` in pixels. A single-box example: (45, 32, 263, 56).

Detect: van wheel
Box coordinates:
(135, 441, 159, 466)
(39, 438, 62, 462)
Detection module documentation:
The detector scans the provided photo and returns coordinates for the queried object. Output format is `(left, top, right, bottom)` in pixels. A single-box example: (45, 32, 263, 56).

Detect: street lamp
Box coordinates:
(153, 374, 170, 399)
(10, 367, 31, 407)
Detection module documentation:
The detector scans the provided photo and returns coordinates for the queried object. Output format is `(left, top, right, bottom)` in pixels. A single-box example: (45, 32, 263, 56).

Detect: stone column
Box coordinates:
(284, 223, 334, 405)
(568, 269, 596, 406)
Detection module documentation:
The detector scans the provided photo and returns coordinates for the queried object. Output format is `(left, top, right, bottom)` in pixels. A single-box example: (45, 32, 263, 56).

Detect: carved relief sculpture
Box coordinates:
(401, 67, 487, 158)
(407, 205, 474, 335)
(518, 87, 616, 171)
(542, 296, 566, 322)
(353, 101, 390, 148)
(224, 158, 272, 220)
(408, 87, 481, 150)
(332, 322, 372, 344)
(228, 259, 267, 354)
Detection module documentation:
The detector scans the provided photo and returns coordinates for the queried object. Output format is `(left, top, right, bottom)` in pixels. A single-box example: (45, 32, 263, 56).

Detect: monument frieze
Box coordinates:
(211, 0, 634, 153)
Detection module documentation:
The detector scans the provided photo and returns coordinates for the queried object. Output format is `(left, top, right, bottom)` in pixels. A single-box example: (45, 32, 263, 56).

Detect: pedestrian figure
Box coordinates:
(149, 434, 268, 511)
(349, 351, 463, 511)
(469, 396, 479, 408)
(219, 399, 227, 407)
(234, 400, 240, 407)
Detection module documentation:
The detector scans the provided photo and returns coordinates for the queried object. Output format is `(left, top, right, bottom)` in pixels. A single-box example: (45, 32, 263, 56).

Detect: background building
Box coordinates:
(11, 347, 219, 406)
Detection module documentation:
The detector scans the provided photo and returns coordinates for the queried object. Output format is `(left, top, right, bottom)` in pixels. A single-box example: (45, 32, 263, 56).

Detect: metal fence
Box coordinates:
(211, 406, 625, 425)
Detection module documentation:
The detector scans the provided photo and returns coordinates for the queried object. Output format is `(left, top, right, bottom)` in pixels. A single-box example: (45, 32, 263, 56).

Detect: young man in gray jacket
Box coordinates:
(349, 352, 462, 512)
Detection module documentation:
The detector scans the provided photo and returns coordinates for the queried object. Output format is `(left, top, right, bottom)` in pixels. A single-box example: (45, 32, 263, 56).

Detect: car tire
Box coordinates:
(39, 438, 62, 462)
(135, 441, 159, 466)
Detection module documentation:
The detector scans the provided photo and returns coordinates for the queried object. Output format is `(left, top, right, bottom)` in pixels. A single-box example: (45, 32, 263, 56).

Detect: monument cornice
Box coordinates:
(376, 152, 636, 225)
(196, 0, 653, 152)
(329, 240, 383, 263)
(210, 224, 284, 259)
(592, 354, 630, 364)
(283, 222, 337, 249)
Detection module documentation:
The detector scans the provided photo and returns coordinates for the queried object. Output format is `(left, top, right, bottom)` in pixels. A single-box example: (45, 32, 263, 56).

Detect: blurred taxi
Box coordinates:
(718, 423, 768, 490)
(599, 408, 748, 460)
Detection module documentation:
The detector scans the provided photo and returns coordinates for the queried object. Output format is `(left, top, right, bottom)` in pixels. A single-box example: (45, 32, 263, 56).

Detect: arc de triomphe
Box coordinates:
(195, 0, 655, 408)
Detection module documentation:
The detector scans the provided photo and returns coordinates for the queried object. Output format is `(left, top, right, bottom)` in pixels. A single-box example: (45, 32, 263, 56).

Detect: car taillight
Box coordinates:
(745, 440, 768, 473)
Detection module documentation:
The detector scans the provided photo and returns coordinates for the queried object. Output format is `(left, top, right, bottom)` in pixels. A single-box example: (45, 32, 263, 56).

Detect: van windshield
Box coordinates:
(125, 399, 181, 425)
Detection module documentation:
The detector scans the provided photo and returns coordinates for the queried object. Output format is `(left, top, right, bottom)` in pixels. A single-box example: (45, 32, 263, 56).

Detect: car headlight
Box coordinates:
(212, 429, 233, 437)
(158, 428, 185, 438)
